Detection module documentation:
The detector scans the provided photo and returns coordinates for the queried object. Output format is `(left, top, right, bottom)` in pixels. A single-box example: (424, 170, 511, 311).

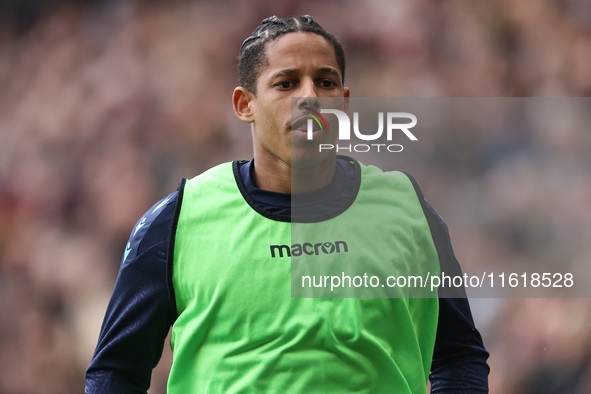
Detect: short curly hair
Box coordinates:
(238, 15, 346, 94)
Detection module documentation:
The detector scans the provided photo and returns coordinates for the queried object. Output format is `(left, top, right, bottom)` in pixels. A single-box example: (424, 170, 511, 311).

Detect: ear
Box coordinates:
(343, 86, 350, 113)
(232, 87, 255, 123)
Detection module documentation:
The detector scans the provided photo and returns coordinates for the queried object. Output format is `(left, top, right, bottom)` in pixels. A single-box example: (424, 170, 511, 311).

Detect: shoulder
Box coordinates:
(179, 162, 245, 207)
(121, 191, 178, 266)
(353, 159, 413, 185)
(354, 160, 423, 199)
(355, 162, 449, 232)
(130, 161, 235, 249)
(185, 161, 235, 186)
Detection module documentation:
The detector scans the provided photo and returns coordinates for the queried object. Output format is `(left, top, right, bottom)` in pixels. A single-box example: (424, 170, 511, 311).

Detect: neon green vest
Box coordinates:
(168, 160, 441, 393)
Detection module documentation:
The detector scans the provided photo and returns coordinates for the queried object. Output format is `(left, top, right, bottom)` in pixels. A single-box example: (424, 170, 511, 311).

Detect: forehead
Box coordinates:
(261, 32, 340, 76)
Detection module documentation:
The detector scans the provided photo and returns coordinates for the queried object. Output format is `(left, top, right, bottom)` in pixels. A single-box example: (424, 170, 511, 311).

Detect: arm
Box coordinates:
(402, 173, 489, 392)
(85, 193, 177, 394)
(424, 202, 490, 393)
(430, 297, 489, 393)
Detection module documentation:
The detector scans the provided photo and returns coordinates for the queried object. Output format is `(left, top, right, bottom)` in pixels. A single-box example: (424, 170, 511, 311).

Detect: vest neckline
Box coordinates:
(233, 156, 361, 223)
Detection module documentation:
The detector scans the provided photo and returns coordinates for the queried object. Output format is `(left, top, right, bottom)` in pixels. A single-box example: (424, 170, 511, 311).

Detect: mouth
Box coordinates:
(290, 115, 323, 140)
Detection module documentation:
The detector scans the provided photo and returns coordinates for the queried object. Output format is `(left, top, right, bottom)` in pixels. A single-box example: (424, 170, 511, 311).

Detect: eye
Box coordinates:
(276, 80, 295, 89)
(319, 79, 337, 88)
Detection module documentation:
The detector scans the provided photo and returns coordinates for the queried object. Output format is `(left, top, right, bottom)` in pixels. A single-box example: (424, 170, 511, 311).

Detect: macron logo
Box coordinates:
(270, 241, 348, 258)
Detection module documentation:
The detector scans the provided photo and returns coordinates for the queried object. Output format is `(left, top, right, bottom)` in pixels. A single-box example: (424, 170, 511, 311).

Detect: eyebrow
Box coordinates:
(318, 67, 341, 79)
(269, 67, 342, 80)
(270, 68, 297, 79)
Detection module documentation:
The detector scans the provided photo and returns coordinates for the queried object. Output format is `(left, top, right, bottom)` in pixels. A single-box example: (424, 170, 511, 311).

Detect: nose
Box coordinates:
(296, 80, 320, 111)
(297, 97, 320, 111)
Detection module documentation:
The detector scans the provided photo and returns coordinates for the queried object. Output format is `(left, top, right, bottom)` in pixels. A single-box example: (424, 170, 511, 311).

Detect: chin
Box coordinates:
(289, 148, 335, 170)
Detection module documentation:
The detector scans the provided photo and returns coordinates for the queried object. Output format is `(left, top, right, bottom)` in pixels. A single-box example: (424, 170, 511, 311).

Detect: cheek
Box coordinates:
(252, 96, 291, 138)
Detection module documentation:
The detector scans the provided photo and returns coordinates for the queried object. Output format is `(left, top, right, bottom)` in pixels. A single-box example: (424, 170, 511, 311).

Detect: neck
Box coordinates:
(252, 153, 336, 194)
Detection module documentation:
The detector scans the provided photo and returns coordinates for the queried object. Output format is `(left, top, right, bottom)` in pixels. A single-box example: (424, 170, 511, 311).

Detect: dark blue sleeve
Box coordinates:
(401, 172, 489, 393)
(85, 192, 177, 394)
(424, 202, 490, 393)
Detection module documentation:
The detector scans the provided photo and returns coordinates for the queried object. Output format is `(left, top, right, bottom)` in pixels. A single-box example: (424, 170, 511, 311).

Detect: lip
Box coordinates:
(290, 116, 323, 140)
(291, 127, 322, 141)
(291, 115, 321, 130)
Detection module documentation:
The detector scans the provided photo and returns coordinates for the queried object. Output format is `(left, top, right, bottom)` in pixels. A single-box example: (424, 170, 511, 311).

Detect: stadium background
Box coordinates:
(1, 0, 590, 392)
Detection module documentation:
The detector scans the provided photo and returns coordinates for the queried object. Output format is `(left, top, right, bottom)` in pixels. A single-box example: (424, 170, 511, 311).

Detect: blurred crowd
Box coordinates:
(0, 0, 590, 393)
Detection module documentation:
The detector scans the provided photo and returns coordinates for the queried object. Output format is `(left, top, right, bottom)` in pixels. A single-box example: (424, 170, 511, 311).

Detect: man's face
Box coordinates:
(248, 32, 349, 168)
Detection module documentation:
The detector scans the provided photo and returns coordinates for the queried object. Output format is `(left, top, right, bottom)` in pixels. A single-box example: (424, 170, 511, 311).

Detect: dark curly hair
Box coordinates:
(238, 15, 346, 94)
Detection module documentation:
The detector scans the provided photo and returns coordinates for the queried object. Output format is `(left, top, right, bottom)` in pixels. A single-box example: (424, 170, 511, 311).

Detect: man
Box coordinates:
(86, 15, 489, 393)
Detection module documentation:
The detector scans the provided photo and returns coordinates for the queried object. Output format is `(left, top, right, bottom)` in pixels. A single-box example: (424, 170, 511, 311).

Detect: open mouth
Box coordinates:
(291, 115, 324, 139)
(290, 116, 324, 142)
(291, 115, 321, 131)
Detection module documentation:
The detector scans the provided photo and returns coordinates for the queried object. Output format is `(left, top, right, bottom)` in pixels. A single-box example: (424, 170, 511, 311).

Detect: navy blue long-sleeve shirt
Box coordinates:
(85, 158, 489, 393)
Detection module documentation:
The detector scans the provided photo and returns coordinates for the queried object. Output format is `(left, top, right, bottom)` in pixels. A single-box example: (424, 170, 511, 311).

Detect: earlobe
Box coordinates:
(232, 87, 255, 123)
